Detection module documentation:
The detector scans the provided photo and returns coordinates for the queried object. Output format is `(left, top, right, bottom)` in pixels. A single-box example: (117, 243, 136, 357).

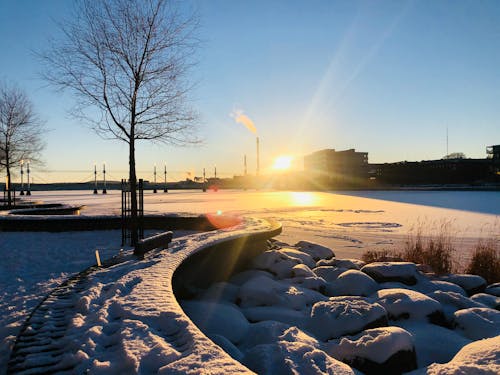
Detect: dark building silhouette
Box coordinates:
(304, 149, 368, 177)
(372, 145, 500, 185)
(303, 145, 500, 187)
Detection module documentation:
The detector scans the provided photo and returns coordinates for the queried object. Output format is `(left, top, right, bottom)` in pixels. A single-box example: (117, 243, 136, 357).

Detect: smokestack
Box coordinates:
(244, 154, 247, 175)
(256, 137, 260, 176)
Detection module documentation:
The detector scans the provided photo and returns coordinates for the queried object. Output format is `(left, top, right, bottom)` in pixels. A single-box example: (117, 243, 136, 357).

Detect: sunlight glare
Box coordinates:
(273, 155, 293, 170)
(290, 192, 316, 206)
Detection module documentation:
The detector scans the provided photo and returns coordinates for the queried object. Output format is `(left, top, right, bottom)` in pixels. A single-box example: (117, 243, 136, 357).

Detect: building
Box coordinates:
(304, 149, 369, 180)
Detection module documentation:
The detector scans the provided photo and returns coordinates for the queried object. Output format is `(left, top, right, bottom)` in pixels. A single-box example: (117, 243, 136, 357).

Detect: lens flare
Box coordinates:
(273, 155, 293, 170)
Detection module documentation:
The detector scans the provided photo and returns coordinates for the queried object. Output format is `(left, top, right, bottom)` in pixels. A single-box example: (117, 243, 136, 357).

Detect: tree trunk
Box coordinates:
(129, 138, 138, 246)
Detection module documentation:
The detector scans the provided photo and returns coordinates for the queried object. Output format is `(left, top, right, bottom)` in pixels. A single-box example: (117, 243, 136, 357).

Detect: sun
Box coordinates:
(273, 155, 293, 170)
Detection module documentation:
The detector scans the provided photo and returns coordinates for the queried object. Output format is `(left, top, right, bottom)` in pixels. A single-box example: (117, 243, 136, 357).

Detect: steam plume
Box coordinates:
(231, 109, 257, 134)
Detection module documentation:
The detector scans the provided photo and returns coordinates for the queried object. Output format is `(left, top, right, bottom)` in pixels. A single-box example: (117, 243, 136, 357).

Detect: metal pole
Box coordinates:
(202, 168, 206, 192)
(20, 161, 24, 196)
(93, 164, 98, 194)
(153, 165, 157, 193)
(102, 163, 107, 194)
(163, 164, 168, 193)
(26, 161, 31, 196)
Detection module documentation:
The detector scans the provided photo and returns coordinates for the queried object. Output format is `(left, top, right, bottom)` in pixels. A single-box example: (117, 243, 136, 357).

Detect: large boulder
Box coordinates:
(238, 320, 292, 350)
(199, 282, 240, 303)
(396, 321, 471, 367)
(243, 341, 355, 375)
(308, 296, 388, 341)
(417, 335, 500, 374)
(241, 306, 310, 328)
(294, 240, 335, 261)
(427, 291, 487, 323)
(237, 276, 326, 310)
(180, 300, 249, 344)
(374, 288, 444, 324)
(325, 327, 417, 374)
(251, 250, 303, 279)
(453, 307, 500, 340)
(313, 266, 348, 282)
(470, 293, 500, 310)
(324, 269, 379, 297)
(361, 262, 419, 285)
(440, 274, 487, 296)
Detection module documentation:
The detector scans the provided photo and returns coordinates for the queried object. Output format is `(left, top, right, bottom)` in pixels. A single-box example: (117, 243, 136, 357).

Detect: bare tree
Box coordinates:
(41, 0, 199, 245)
(0, 82, 45, 206)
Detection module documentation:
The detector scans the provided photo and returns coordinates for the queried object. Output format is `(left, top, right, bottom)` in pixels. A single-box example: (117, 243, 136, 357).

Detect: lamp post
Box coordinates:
(20, 160, 24, 196)
(163, 164, 168, 193)
(102, 162, 107, 194)
(153, 165, 157, 193)
(93, 163, 98, 194)
(202, 168, 206, 192)
(26, 161, 31, 196)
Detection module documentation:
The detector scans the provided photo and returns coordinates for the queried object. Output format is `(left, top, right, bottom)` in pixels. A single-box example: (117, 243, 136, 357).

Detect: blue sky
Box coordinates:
(0, 0, 499, 182)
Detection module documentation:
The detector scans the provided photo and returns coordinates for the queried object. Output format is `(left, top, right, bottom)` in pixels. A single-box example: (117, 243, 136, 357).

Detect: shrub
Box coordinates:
(361, 249, 403, 263)
(466, 240, 500, 284)
(402, 220, 455, 275)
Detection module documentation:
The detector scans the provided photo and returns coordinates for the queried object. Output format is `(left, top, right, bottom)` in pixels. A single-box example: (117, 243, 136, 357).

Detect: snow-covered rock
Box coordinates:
(308, 296, 388, 341)
(251, 250, 303, 278)
(291, 264, 316, 278)
(241, 306, 310, 328)
(313, 266, 348, 282)
(453, 307, 500, 340)
(199, 282, 240, 303)
(279, 248, 317, 268)
(427, 291, 487, 323)
(324, 269, 379, 297)
(228, 269, 275, 286)
(180, 300, 249, 344)
(243, 341, 355, 375)
(237, 276, 326, 310)
(470, 293, 500, 309)
(325, 326, 417, 374)
(317, 258, 365, 270)
(238, 320, 292, 350)
(284, 276, 327, 291)
(374, 288, 444, 323)
(485, 282, 500, 297)
(361, 262, 419, 285)
(396, 321, 471, 367)
(440, 274, 487, 296)
(413, 335, 500, 374)
(294, 240, 335, 261)
(208, 334, 244, 361)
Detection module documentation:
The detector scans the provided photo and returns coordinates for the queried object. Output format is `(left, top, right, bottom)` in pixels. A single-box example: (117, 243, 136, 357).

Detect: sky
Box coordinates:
(0, 0, 499, 182)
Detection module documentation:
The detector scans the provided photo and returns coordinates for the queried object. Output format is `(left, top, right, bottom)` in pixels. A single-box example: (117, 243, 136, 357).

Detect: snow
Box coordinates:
(308, 297, 388, 340)
(180, 301, 250, 344)
(324, 269, 379, 297)
(325, 326, 415, 364)
(411, 335, 500, 375)
(453, 308, 500, 340)
(1, 189, 499, 374)
(374, 288, 443, 321)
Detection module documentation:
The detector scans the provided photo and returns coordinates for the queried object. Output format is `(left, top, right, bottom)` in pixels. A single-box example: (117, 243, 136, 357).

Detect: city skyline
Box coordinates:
(1, 0, 499, 182)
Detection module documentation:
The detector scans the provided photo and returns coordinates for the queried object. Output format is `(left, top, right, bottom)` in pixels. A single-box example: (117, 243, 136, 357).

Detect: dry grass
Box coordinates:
(466, 239, 500, 284)
(362, 219, 456, 275)
(361, 249, 402, 263)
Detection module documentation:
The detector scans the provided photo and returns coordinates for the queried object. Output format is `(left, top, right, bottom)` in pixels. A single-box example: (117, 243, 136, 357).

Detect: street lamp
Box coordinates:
(163, 164, 168, 193)
(93, 163, 98, 194)
(102, 162, 107, 194)
(20, 160, 24, 196)
(153, 164, 157, 193)
(26, 160, 31, 196)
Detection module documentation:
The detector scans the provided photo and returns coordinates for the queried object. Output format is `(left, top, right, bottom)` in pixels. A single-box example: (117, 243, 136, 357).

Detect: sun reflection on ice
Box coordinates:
(290, 192, 316, 206)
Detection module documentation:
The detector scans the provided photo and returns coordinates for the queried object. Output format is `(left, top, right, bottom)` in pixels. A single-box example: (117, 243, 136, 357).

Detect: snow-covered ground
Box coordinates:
(0, 189, 498, 373)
